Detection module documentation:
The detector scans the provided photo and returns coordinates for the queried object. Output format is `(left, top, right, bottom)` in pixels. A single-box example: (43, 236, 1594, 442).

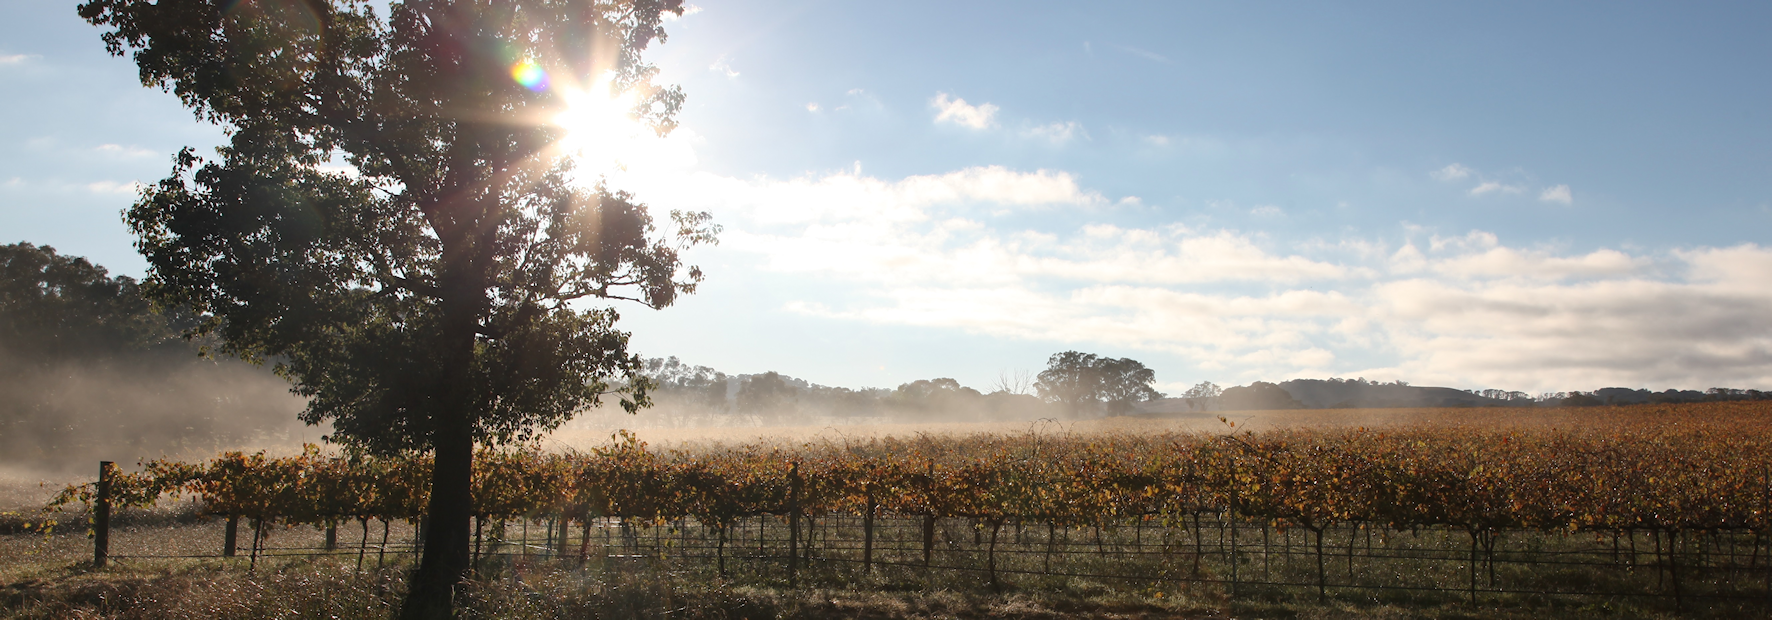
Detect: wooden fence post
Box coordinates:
(94, 461, 112, 567)
(787, 462, 802, 588)
(863, 488, 876, 573)
(224, 515, 239, 557)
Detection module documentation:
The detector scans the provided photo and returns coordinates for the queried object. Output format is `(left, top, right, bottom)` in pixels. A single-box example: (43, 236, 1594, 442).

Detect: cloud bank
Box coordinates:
(595, 147, 1767, 394)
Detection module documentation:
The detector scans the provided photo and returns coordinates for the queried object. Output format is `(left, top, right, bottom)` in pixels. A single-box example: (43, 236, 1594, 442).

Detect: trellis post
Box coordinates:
(93, 461, 113, 567)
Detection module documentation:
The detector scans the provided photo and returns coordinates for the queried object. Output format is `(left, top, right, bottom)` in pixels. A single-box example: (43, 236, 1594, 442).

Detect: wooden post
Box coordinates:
(787, 462, 801, 587)
(93, 461, 113, 568)
(923, 515, 936, 567)
(863, 489, 876, 573)
(224, 515, 239, 557)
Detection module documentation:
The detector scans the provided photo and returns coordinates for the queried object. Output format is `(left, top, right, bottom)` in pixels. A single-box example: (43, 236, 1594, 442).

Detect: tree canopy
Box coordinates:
(0, 242, 176, 360)
(1034, 351, 1164, 415)
(77, 0, 713, 616)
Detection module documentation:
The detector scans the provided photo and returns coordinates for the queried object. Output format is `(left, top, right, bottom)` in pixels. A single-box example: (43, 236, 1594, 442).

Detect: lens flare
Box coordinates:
(510, 59, 549, 92)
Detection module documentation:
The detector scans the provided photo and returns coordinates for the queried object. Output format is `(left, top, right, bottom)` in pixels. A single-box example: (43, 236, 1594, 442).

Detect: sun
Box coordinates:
(509, 58, 690, 184)
(549, 74, 647, 180)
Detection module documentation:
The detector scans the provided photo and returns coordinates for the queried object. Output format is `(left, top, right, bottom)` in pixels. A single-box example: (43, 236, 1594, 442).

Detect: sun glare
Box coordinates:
(508, 58, 693, 184)
(551, 75, 647, 179)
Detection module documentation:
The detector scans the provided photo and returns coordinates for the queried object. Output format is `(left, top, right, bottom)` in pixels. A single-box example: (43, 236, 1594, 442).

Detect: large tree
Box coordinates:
(77, 0, 715, 617)
(1034, 351, 1164, 415)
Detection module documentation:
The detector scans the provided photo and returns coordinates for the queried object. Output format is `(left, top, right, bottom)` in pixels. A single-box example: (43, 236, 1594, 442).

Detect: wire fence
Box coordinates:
(81, 512, 1772, 611)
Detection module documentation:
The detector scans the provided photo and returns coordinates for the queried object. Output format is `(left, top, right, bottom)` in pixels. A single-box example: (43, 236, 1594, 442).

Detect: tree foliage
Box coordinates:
(737, 371, 797, 415)
(1034, 351, 1163, 415)
(76, 0, 713, 615)
(0, 242, 180, 360)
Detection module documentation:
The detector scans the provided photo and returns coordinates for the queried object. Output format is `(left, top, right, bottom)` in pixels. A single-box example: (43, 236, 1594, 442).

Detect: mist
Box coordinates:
(0, 242, 319, 483)
(561, 359, 1068, 434)
(0, 344, 317, 478)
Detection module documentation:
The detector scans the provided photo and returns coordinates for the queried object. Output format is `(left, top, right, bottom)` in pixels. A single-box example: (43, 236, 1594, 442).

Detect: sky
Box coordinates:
(3, 1, 1771, 396)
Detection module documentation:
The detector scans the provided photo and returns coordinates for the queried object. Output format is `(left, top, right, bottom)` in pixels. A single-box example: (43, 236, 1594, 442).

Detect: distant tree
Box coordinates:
(737, 372, 798, 416)
(644, 356, 729, 411)
(990, 369, 1033, 395)
(1183, 381, 1223, 399)
(896, 377, 980, 400)
(77, 1, 714, 616)
(1478, 388, 1531, 402)
(1095, 357, 1163, 414)
(1034, 351, 1163, 415)
(1559, 392, 1603, 407)
(1182, 381, 1222, 411)
(0, 242, 177, 359)
(1035, 351, 1101, 411)
(1219, 381, 1305, 410)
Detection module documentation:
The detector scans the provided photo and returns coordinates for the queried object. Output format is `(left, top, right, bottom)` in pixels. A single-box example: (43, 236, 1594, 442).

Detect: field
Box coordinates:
(4, 402, 1771, 619)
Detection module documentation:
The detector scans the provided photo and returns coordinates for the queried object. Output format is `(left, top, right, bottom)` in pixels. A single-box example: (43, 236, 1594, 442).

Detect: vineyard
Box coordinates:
(36, 402, 1772, 613)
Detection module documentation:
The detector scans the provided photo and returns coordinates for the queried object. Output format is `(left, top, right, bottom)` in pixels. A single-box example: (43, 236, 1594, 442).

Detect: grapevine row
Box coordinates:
(49, 405, 1772, 542)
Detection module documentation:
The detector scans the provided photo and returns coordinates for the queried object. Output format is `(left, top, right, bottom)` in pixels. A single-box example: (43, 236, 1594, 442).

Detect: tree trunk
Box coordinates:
(400, 408, 475, 619)
(357, 518, 370, 574)
(717, 526, 728, 576)
(379, 519, 392, 568)
(473, 515, 484, 570)
(249, 518, 263, 572)
(400, 249, 487, 618)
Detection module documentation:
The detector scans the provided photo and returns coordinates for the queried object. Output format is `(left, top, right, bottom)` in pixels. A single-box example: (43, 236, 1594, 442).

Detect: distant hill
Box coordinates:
(1136, 378, 1766, 414)
(1277, 379, 1516, 409)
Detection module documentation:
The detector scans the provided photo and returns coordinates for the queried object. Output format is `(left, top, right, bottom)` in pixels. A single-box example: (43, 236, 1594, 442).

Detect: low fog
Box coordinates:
(566, 358, 1067, 432)
(0, 243, 317, 481)
(0, 345, 314, 477)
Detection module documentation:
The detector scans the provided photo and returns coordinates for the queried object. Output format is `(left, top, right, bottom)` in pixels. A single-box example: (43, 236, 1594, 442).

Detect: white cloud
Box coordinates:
(708, 56, 739, 78)
(1115, 45, 1170, 63)
(1143, 135, 1171, 147)
(716, 177, 1772, 389)
(1539, 184, 1573, 204)
(805, 102, 820, 112)
(87, 180, 142, 194)
(96, 143, 156, 158)
(1025, 121, 1085, 144)
(1249, 205, 1283, 218)
(1430, 163, 1472, 181)
(597, 128, 1770, 392)
(1431, 247, 1645, 280)
(1468, 181, 1524, 196)
(930, 92, 998, 130)
(0, 54, 38, 66)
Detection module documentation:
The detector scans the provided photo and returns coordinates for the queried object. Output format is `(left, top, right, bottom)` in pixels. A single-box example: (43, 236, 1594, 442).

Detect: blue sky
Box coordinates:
(4, 1, 1771, 395)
